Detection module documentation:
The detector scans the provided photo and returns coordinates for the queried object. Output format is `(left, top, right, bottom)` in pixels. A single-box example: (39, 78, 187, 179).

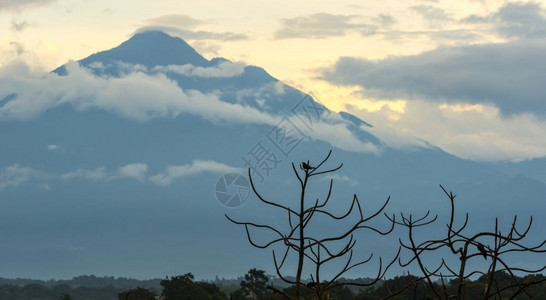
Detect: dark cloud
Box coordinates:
(460, 14, 489, 24)
(493, 2, 546, 39)
(322, 41, 546, 118)
(0, 0, 54, 11)
(461, 2, 546, 39)
(274, 13, 379, 39)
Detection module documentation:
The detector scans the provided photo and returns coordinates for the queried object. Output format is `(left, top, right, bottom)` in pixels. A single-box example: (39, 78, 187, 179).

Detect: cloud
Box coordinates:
(9, 41, 24, 55)
(492, 2, 546, 39)
(461, 2, 546, 39)
(117, 163, 148, 181)
(0, 61, 275, 123)
(154, 61, 245, 78)
(0, 0, 54, 11)
(190, 41, 221, 56)
(304, 120, 381, 154)
(320, 174, 358, 187)
(47, 144, 60, 151)
(375, 14, 397, 27)
(322, 40, 546, 118)
(381, 29, 483, 44)
(274, 13, 378, 39)
(145, 14, 205, 29)
(11, 20, 29, 31)
(60, 167, 107, 181)
(0, 165, 47, 190)
(134, 26, 248, 41)
(346, 100, 546, 161)
(149, 160, 240, 186)
(410, 5, 454, 24)
(138, 15, 248, 45)
(0, 61, 380, 154)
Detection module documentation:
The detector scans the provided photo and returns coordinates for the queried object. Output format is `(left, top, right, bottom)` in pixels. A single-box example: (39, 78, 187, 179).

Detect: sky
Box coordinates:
(1, 0, 546, 161)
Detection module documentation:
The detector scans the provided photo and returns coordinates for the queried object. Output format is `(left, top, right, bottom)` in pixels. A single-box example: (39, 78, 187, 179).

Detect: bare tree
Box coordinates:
(226, 150, 399, 300)
(387, 185, 546, 300)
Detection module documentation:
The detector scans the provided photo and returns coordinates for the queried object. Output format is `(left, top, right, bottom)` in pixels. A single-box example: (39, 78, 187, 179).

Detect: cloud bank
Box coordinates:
(0, 161, 241, 190)
(0, 61, 276, 123)
(0, 165, 47, 190)
(274, 13, 387, 39)
(149, 160, 240, 186)
(0, 60, 378, 154)
(323, 40, 546, 118)
(154, 61, 245, 78)
(463, 2, 546, 40)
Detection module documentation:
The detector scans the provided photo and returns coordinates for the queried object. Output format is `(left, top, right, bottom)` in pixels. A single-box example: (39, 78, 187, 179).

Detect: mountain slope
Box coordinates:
(0, 30, 543, 280)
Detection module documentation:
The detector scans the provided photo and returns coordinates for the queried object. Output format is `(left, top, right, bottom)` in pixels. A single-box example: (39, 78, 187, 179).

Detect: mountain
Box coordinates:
(55, 31, 212, 74)
(0, 31, 544, 280)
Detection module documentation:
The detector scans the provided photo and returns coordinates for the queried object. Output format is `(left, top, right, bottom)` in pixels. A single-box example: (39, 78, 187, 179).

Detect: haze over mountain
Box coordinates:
(0, 31, 544, 280)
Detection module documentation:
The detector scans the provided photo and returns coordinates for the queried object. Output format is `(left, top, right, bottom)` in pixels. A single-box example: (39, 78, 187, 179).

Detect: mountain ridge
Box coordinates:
(0, 30, 543, 280)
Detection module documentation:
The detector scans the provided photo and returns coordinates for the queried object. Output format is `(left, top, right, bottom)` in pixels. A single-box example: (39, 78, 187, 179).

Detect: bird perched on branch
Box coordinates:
(301, 161, 314, 171)
(477, 242, 487, 259)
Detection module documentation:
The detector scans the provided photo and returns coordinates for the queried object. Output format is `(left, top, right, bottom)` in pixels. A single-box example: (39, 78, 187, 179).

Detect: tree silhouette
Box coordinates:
(60, 293, 73, 300)
(227, 151, 399, 300)
(387, 185, 546, 299)
(161, 273, 226, 300)
(118, 287, 156, 300)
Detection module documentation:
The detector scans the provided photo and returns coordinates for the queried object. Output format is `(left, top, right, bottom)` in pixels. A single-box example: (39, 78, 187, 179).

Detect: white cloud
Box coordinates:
(320, 174, 358, 187)
(1, 161, 238, 189)
(0, 165, 47, 190)
(302, 119, 381, 154)
(47, 144, 60, 151)
(274, 81, 286, 95)
(60, 167, 107, 181)
(346, 100, 546, 161)
(0, 61, 380, 154)
(117, 163, 148, 181)
(149, 160, 241, 186)
(154, 61, 245, 78)
(0, 61, 277, 123)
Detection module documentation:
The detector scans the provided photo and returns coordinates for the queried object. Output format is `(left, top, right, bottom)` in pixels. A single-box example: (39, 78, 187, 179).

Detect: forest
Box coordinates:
(0, 270, 544, 300)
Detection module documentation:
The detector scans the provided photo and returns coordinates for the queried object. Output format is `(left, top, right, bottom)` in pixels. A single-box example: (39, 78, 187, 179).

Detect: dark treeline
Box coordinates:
(0, 275, 161, 291)
(0, 270, 543, 300)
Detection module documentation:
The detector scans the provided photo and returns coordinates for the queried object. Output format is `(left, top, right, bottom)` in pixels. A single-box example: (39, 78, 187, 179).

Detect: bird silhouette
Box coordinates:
(477, 242, 487, 259)
(301, 161, 314, 171)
